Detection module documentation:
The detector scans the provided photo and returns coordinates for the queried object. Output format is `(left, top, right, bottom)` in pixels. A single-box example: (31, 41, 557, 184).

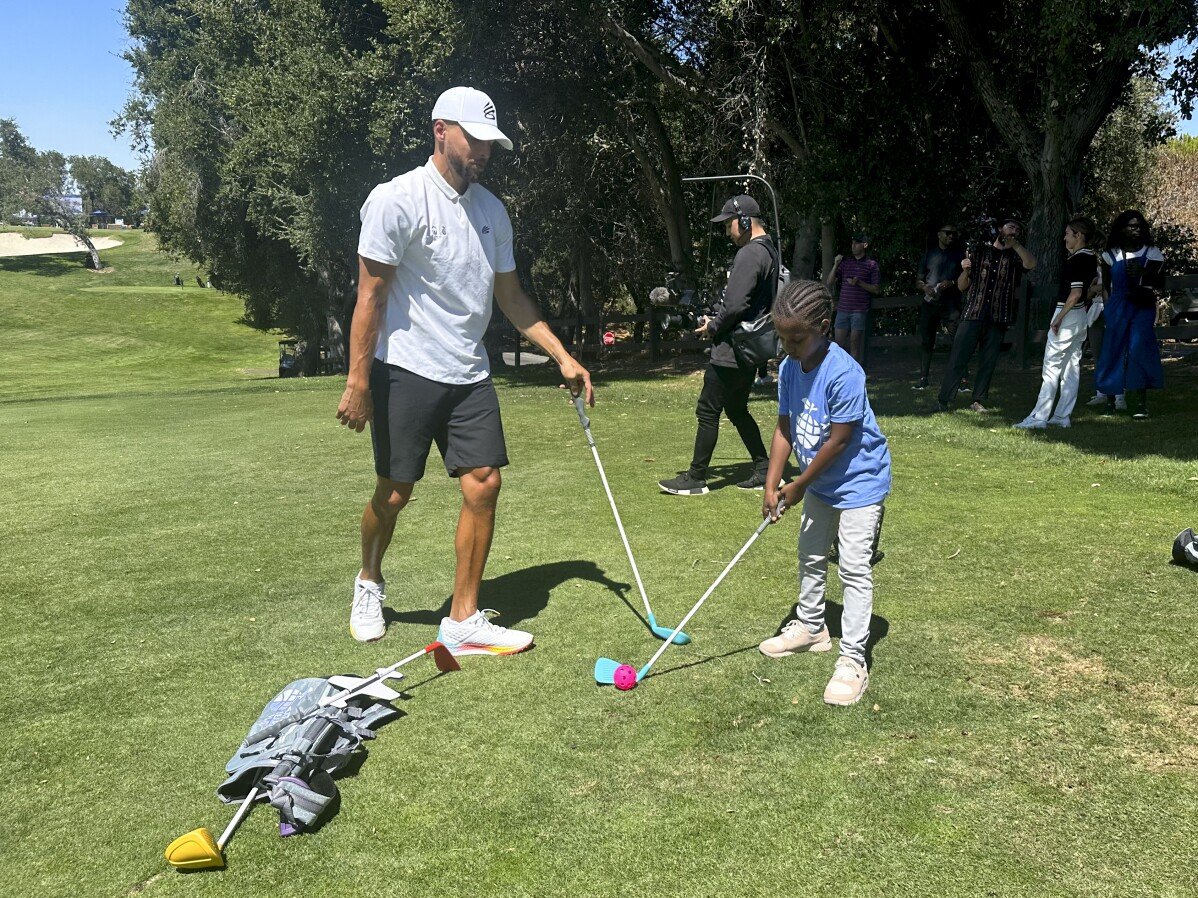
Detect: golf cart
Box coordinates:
(278, 340, 301, 378)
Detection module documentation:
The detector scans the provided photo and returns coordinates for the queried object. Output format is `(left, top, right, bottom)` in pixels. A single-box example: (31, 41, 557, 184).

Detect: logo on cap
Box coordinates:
(483, 102, 496, 120)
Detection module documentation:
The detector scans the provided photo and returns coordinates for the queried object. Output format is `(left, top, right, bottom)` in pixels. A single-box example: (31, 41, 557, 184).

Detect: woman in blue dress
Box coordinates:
(1095, 210, 1165, 419)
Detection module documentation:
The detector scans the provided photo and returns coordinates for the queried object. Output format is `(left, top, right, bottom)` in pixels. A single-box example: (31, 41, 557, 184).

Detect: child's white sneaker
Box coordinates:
(350, 577, 386, 642)
(1085, 393, 1108, 407)
(823, 656, 868, 706)
(759, 620, 833, 657)
(1047, 416, 1071, 428)
(1013, 417, 1046, 430)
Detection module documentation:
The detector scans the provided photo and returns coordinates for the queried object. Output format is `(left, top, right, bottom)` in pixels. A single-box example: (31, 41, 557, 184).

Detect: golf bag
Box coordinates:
(217, 678, 399, 836)
(1173, 528, 1198, 568)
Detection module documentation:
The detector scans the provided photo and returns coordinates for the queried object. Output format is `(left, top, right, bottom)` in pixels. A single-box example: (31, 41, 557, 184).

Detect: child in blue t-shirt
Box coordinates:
(759, 279, 892, 706)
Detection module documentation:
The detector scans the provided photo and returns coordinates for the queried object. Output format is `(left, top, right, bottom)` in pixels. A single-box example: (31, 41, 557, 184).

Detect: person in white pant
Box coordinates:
(757, 279, 892, 707)
(1014, 217, 1100, 429)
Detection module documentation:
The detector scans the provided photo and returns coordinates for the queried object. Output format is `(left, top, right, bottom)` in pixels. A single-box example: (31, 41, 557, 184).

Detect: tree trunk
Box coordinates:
(791, 214, 819, 279)
(820, 219, 836, 279)
(621, 105, 697, 289)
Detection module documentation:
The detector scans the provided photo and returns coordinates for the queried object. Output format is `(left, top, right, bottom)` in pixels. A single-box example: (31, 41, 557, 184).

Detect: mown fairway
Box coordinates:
(2, 232, 1195, 897)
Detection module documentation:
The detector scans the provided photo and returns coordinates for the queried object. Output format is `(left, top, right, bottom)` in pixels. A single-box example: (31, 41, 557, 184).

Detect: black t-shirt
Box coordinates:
(919, 246, 965, 305)
(1062, 248, 1098, 309)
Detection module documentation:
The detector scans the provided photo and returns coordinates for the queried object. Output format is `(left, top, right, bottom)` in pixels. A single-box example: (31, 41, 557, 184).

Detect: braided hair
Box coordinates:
(773, 278, 833, 330)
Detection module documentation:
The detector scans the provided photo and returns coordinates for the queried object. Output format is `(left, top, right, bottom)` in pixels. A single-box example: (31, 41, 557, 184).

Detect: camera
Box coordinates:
(650, 272, 718, 335)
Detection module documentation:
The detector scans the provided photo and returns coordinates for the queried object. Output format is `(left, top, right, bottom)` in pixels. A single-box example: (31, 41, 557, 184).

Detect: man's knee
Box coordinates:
(371, 477, 413, 518)
(460, 466, 501, 510)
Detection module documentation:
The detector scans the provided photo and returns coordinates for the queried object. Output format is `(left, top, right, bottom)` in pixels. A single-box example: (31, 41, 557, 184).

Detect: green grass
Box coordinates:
(2, 236, 1196, 898)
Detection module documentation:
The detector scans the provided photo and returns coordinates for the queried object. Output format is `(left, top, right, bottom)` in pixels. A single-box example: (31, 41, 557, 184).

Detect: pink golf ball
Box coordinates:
(613, 664, 638, 691)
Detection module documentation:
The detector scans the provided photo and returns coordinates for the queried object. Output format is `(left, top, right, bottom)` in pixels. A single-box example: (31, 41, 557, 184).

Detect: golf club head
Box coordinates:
(594, 657, 622, 684)
(646, 612, 691, 645)
(428, 642, 461, 673)
(326, 675, 403, 701)
(165, 827, 225, 871)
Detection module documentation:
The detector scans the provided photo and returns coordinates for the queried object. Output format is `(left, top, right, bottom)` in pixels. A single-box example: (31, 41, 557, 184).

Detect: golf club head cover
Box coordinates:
(1173, 528, 1198, 567)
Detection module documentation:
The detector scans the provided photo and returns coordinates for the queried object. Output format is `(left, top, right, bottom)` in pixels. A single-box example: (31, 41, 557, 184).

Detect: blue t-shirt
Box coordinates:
(778, 342, 891, 509)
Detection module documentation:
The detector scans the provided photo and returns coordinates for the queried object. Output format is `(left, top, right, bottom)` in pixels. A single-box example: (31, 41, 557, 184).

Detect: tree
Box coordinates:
(937, 0, 1198, 291)
(69, 155, 137, 219)
(0, 119, 106, 268)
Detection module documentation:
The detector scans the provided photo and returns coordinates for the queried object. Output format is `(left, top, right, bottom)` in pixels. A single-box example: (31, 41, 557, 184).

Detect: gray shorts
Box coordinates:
(834, 309, 869, 332)
(369, 360, 508, 483)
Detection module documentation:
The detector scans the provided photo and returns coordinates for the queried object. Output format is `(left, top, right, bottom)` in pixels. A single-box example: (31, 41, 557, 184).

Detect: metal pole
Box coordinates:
(682, 174, 782, 246)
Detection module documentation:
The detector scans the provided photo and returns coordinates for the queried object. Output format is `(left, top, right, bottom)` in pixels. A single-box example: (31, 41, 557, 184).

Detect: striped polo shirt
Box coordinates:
(833, 256, 880, 313)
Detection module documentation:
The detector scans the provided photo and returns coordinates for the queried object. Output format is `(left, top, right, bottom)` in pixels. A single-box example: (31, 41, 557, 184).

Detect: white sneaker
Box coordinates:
(1046, 416, 1071, 428)
(1114, 394, 1127, 411)
(823, 656, 868, 706)
(1013, 417, 1046, 430)
(350, 577, 386, 642)
(1085, 393, 1108, 407)
(438, 609, 533, 656)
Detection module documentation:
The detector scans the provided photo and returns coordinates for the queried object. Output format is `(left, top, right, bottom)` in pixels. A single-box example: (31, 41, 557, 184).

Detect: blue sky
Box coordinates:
(0, 2, 1194, 174)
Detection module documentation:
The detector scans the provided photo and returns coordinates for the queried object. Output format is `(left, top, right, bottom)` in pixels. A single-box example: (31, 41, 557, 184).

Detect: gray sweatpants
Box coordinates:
(795, 493, 883, 667)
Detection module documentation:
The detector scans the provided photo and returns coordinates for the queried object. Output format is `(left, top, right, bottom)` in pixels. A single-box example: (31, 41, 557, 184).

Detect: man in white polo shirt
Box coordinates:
(336, 86, 593, 655)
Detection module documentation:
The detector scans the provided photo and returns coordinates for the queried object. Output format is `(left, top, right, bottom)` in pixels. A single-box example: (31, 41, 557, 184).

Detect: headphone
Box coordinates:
(732, 197, 753, 236)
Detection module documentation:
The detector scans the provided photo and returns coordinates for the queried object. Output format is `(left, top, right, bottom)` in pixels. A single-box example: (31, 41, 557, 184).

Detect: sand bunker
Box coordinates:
(0, 232, 125, 257)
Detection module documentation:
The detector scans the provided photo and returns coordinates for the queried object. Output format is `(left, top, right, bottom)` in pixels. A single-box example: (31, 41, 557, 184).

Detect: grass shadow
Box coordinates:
(385, 560, 631, 629)
(0, 253, 89, 277)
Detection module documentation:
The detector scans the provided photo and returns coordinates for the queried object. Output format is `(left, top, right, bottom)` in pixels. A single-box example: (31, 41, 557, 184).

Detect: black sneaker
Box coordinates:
(659, 471, 709, 496)
(959, 381, 971, 394)
(912, 378, 929, 390)
(736, 469, 770, 490)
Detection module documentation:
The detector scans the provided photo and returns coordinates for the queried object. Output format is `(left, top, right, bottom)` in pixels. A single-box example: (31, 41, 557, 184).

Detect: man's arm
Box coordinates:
(856, 264, 882, 296)
(336, 255, 394, 432)
(957, 253, 973, 293)
(1010, 239, 1037, 271)
(494, 270, 594, 405)
(825, 254, 843, 287)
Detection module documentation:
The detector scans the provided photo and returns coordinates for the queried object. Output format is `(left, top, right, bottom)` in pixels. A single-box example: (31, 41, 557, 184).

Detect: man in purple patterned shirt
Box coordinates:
(825, 233, 881, 364)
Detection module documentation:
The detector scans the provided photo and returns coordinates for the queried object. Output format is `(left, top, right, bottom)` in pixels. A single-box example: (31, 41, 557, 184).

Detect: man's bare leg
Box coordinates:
(360, 476, 414, 582)
(449, 466, 501, 622)
(849, 329, 865, 364)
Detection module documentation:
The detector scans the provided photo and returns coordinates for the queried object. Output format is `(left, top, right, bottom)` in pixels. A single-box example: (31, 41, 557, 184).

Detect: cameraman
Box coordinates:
(659, 195, 777, 496)
(936, 217, 1036, 413)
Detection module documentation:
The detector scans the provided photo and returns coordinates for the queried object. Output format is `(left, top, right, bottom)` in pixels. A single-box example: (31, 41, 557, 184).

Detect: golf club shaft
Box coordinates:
(217, 787, 260, 849)
(572, 396, 654, 620)
(639, 504, 783, 678)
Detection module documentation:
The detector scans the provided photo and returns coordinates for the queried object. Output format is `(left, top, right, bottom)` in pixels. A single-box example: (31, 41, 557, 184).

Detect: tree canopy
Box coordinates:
(117, 0, 1198, 354)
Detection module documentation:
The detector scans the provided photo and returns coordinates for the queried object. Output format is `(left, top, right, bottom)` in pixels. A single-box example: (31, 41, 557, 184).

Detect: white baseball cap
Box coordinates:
(431, 86, 513, 150)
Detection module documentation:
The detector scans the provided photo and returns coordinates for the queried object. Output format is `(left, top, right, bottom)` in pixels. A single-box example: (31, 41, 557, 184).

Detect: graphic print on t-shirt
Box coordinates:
(794, 397, 825, 454)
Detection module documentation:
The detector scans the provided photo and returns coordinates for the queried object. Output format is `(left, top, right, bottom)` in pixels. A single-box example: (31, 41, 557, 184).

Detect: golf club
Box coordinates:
(571, 395, 690, 647)
(594, 499, 786, 688)
(164, 787, 262, 871)
(243, 641, 459, 746)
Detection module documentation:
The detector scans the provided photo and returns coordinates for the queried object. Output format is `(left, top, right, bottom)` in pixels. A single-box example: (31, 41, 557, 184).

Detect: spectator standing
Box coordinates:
(826, 234, 881, 365)
(1095, 210, 1165, 419)
(914, 224, 965, 389)
(936, 218, 1037, 412)
(1013, 217, 1100, 429)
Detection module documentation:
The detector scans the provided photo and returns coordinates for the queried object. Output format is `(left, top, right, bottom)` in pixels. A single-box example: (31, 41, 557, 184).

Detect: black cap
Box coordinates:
(852, 232, 869, 243)
(711, 194, 761, 223)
